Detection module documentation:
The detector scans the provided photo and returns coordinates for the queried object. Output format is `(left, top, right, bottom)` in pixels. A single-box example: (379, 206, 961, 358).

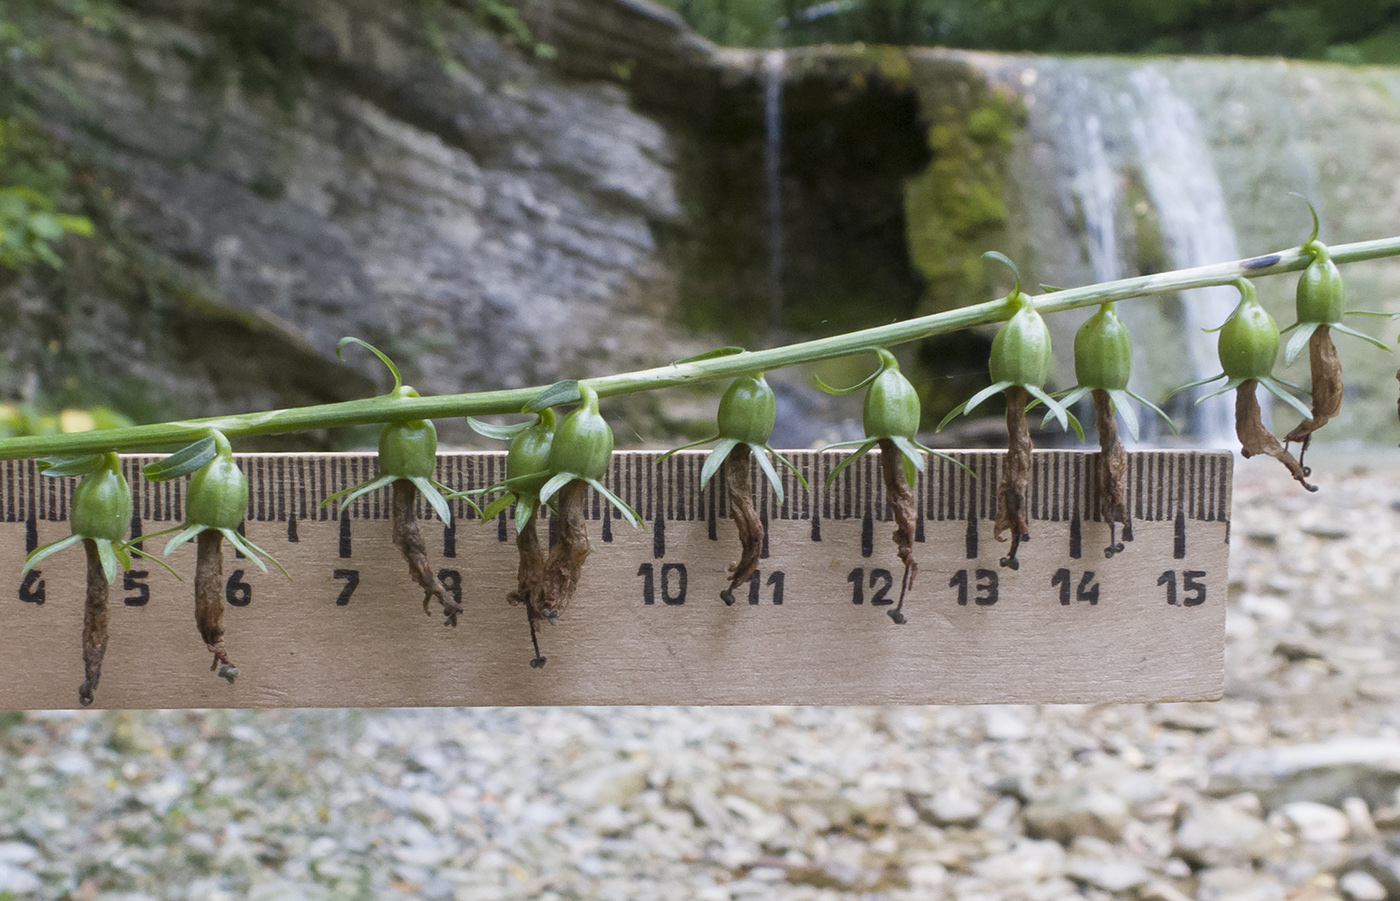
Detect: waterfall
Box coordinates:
(1127, 67, 1239, 445)
(982, 58, 1247, 446)
(763, 49, 785, 326)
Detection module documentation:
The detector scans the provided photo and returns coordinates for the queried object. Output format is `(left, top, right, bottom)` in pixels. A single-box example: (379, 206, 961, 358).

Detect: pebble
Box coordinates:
(1339, 870, 1388, 901)
(1272, 801, 1352, 843)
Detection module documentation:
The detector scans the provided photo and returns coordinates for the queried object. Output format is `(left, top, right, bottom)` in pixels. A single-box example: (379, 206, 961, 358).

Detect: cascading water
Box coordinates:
(982, 58, 1247, 446)
(1126, 67, 1239, 445)
(763, 49, 785, 327)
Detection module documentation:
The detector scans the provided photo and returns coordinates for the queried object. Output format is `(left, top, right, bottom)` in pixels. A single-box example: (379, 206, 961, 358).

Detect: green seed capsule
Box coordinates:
(508, 408, 556, 483)
(863, 351, 920, 439)
(71, 453, 130, 543)
(547, 385, 614, 480)
(1074, 303, 1133, 391)
(1219, 290, 1280, 380)
(1296, 246, 1344, 325)
(379, 419, 438, 480)
(717, 375, 777, 444)
(989, 295, 1052, 388)
(186, 453, 249, 531)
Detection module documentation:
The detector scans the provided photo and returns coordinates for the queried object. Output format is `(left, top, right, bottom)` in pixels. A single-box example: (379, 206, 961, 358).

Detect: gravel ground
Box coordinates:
(4, 458, 1400, 900)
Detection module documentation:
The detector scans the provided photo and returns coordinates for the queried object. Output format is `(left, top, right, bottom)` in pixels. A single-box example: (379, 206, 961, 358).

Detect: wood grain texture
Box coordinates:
(0, 450, 1229, 709)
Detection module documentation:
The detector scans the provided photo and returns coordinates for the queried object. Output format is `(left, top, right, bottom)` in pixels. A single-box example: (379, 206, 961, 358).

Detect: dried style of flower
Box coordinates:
(659, 370, 807, 605)
(940, 254, 1080, 569)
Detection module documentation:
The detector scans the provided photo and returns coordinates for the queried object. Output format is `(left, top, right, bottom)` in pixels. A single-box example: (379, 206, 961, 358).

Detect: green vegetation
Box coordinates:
(659, 0, 1400, 63)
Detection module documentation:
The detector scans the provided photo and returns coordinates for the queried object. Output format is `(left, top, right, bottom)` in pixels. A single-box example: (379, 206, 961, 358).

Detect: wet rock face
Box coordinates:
(12, 0, 691, 434)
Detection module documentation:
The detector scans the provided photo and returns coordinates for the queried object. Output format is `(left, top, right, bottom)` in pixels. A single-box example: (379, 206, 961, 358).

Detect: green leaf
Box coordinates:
(1330, 323, 1392, 353)
(1259, 377, 1315, 421)
(37, 453, 108, 477)
(96, 538, 119, 584)
(1282, 322, 1319, 366)
(700, 438, 740, 490)
(163, 524, 207, 556)
(409, 477, 453, 526)
(1126, 389, 1180, 437)
(750, 445, 785, 504)
(336, 337, 402, 393)
(823, 440, 877, 488)
(984, 251, 1022, 294)
(481, 492, 516, 522)
(814, 365, 880, 396)
(1108, 388, 1140, 442)
(1038, 284, 1067, 293)
(467, 417, 533, 441)
(585, 478, 642, 529)
(672, 346, 746, 364)
(761, 445, 810, 491)
(143, 437, 218, 481)
(538, 471, 576, 506)
(524, 380, 580, 413)
(21, 533, 83, 574)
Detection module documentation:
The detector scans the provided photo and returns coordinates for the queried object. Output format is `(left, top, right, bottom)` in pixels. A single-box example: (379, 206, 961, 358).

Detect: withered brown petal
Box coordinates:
(721, 443, 763, 606)
(877, 438, 918, 623)
(1092, 389, 1129, 557)
(392, 479, 460, 625)
(79, 539, 110, 707)
(995, 386, 1033, 569)
(1236, 380, 1316, 491)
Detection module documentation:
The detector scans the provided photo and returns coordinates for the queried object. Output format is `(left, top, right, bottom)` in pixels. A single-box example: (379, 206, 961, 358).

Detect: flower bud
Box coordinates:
(1295, 246, 1344, 325)
(186, 454, 249, 531)
(547, 385, 613, 480)
(379, 419, 438, 480)
(508, 408, 556, 483)
(71, 453, 129, 542)
(717, 375, 777, 445)
(989, 295, 1052, 388)
(1219, 289, 1280, 380)
(863, 351, 920, 439)
(1073, 304, 1133, 391)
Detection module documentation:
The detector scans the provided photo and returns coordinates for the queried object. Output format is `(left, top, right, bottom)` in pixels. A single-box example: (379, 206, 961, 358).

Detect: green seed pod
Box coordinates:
(989, 295, 1052, 388)
(71, 453, 129, 543)
(1296, 245, 1344, 325)
(1219, 288, 1280, 380)
(1074, 303, 1133, 391)
(547, 385, 614, 480)
(379, 419, 438, 480)
(863, 351, 920, 439)
(185, 451, 248, 531)
(717, 375, 777, 445)
(508, 408, 556, 483)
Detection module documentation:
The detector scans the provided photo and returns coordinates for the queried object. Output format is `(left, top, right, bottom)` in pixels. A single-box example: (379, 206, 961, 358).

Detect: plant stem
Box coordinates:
(4, 236, 1400, 460)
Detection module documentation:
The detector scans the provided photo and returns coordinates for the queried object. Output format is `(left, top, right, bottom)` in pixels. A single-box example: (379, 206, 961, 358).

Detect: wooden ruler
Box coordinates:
(0, 449, 1229, 709)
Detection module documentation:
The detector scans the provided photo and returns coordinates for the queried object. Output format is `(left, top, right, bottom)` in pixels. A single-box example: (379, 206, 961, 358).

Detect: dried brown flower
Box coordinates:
(79, 539, 110, 707)
(392, 479, 460, 625)
(194, 530, 238, 683)
(1236, 380, 1316, 491)
(877, 438, 918, 624)
(995, 386, 1033, 569)
(539, 480, 591, 621)
(507, 505, 548, 668)
(1091, 389, 1129, 557)
(719, 444, 763, 606)
(1283, 325, 1342, 473)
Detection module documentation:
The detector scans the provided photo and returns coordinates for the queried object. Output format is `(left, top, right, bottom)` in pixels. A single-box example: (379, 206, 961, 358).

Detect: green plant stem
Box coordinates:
(4, 236, 1400, 460)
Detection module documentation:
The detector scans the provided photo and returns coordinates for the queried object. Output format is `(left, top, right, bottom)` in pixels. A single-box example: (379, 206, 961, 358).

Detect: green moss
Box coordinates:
(1124, 167, 1170, 275)
(902, 75, 1021, 316)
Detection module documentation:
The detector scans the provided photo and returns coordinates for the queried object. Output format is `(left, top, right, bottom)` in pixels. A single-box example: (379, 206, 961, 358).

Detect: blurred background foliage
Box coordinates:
(659, 0, 1400, 62)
